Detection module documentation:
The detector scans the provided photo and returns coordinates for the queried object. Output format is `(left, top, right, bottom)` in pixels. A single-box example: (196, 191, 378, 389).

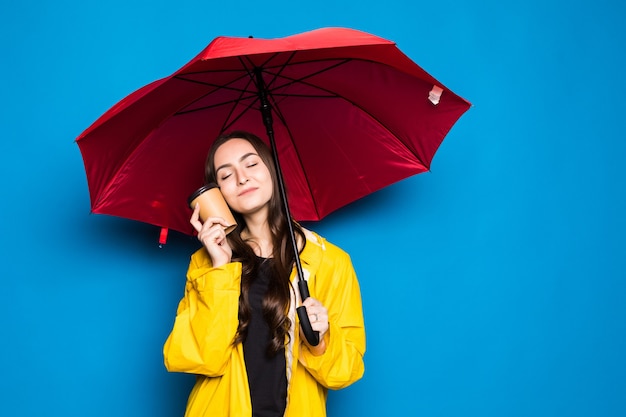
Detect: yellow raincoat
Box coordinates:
(163, 230, 365, 417)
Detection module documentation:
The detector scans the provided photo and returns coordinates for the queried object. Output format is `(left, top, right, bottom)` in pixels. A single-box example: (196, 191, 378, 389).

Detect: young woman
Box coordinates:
(163, 131, 366, 417)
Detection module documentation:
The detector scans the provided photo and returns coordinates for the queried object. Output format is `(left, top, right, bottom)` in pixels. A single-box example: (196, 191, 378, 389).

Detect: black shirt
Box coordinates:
(242, 258, 287, 417)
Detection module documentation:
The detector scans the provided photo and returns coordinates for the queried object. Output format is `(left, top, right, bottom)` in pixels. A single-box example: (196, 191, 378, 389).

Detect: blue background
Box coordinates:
(2, 1, 625, 416)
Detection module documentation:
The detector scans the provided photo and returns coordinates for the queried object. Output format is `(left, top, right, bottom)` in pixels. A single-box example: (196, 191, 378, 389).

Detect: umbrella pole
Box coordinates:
(254, 68, 320, 346)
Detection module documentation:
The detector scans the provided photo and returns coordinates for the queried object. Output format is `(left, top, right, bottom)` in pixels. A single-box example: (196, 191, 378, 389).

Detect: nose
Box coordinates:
(237, 170, 249, 185)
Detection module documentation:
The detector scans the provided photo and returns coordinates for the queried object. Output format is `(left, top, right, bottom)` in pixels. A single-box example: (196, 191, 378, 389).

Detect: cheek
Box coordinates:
(262, 175, 274, 200)
(260, 167, 273, 185)
(217, 181, 237, 203)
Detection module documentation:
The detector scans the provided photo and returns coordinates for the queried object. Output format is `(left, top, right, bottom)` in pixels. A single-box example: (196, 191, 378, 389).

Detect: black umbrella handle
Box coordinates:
(254, 67, 319, 347)
(297, 280, 320, 347)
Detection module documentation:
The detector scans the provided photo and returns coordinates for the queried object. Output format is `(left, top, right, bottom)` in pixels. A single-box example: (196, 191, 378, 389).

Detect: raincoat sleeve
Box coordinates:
(163, 249, 242, 376)
(299, 243, 366, 389)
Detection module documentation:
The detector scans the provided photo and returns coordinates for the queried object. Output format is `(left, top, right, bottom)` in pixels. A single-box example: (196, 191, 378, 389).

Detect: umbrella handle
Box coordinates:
(297, 280, 320, 346)
(255, 68, 319, 347)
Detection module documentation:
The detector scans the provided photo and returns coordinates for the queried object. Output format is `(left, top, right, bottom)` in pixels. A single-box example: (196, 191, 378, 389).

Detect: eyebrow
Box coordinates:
(215, 152, 259, 174)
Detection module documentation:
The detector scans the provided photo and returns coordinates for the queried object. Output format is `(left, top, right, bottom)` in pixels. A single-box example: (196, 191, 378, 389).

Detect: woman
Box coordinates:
(163, 131, 365, 417)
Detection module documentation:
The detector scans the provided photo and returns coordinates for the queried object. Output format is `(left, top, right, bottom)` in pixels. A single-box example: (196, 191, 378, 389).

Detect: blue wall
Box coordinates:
(2, 1, 625, 416)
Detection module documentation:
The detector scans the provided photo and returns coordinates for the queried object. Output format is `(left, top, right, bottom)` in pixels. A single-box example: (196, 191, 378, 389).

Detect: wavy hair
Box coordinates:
(204, 130, 305, 356)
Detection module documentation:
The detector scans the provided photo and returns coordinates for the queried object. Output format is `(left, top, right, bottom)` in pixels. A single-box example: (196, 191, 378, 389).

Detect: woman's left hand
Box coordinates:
(300, 297, 329, 355)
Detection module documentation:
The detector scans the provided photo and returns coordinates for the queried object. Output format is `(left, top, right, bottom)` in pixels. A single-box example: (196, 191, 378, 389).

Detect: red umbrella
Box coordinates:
(76, 27, 470, 239)
(77, 27, 470, 345)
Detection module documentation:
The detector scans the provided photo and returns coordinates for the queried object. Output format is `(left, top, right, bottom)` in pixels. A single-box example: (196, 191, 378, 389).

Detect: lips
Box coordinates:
(238, 187, 257, 196)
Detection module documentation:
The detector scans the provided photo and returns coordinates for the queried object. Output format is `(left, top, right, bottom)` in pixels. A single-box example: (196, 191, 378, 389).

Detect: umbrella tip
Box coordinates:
(159, 227, 169, 246)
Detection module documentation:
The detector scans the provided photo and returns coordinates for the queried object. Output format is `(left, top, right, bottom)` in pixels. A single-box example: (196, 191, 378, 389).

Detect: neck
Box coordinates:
(241, 211, 273, 257)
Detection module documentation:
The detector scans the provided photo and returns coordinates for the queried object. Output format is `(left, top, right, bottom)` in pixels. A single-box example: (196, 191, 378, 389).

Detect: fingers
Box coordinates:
(190, 203, 202, 232)
(197, 221, 228, 247)
(197, 221, 232, 267)
(299, 298, 329, 354)
(190, 207, 233, 264)
(190, 204, 230, 236)
(302, 297, 323, 310)
(302, 298, 329, 330)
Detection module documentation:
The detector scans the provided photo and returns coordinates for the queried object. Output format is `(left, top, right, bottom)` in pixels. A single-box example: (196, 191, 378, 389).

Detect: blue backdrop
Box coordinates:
(2, 1, 625, 416)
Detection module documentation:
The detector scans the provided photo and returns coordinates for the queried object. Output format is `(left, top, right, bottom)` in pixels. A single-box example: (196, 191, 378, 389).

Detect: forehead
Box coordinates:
(214, 138, 257, 162)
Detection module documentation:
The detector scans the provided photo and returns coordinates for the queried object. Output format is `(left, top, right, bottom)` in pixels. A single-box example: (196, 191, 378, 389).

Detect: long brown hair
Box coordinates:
(205, 130, 305, 356)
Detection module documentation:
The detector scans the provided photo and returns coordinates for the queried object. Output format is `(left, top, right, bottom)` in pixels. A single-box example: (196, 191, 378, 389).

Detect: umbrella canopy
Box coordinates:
(77, 27, 470, 237)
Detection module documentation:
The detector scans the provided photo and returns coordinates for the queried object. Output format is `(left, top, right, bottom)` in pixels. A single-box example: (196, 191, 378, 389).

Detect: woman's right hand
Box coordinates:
(190, 203, 233, 267)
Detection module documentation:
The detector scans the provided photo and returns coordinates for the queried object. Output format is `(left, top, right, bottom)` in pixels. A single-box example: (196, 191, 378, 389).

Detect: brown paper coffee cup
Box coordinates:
(188, 183, 237, 235)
